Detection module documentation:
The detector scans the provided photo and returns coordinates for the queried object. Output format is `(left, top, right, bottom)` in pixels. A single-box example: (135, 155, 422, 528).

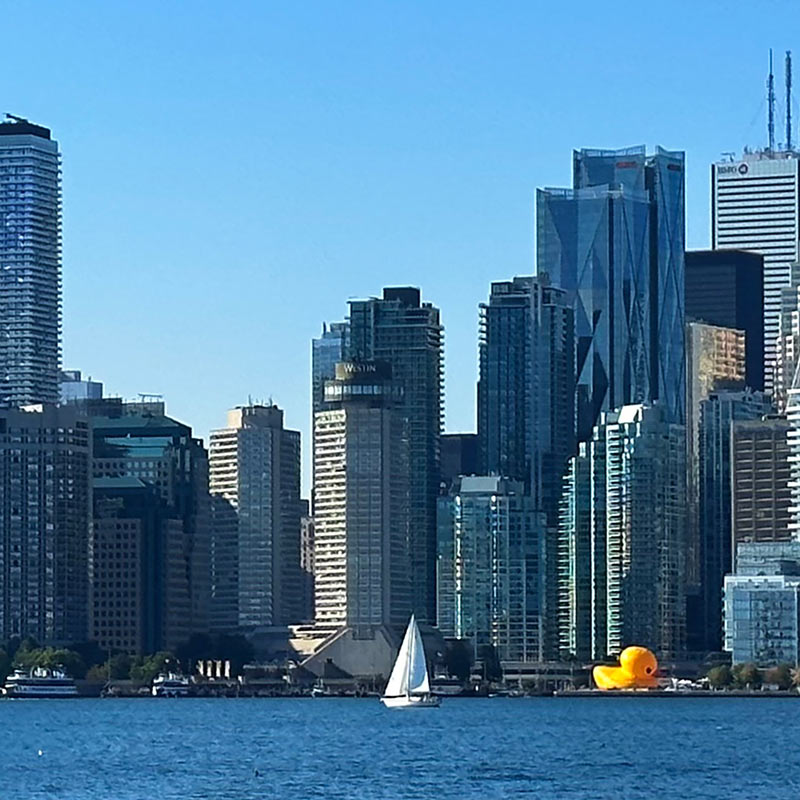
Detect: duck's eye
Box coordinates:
(645, 667, 652, 674)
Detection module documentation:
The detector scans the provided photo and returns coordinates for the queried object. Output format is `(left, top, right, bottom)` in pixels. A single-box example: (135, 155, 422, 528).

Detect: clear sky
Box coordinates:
(3, 0, 798, 492)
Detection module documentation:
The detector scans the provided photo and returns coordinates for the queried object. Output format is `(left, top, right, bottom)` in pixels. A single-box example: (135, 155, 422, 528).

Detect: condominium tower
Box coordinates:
(0, 115, 62, 405)
(437, 477, 543, 661)
(561, 404, 686, 659)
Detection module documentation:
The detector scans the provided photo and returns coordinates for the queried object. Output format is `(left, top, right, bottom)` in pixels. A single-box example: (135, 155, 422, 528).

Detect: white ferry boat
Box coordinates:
(151, 672, 191, 697)
(2, 667, 78, 698)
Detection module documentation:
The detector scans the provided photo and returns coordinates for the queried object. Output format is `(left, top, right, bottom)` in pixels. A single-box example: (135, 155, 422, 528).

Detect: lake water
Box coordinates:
(2, 697, 799, 799)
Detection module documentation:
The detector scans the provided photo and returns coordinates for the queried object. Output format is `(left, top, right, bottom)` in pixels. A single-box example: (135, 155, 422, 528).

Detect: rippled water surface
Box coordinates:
(2, 697, 799, 799)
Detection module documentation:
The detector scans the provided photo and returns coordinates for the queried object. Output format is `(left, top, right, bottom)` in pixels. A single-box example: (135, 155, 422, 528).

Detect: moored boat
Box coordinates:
(151, 672, 191, 697)
(2, 667, 78, 698)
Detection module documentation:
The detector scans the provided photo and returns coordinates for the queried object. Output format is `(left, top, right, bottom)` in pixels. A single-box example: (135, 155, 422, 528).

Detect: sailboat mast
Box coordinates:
(406, 617, 414, 698)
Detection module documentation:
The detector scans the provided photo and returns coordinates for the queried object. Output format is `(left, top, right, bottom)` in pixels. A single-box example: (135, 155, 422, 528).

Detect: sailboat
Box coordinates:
(381, 615, 440, 709)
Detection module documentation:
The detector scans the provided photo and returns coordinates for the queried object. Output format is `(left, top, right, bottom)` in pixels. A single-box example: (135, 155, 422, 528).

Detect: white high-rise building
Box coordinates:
(209, 405, 302, 631)
(712, 152, 800, 393)
(313, 361, 410, 633)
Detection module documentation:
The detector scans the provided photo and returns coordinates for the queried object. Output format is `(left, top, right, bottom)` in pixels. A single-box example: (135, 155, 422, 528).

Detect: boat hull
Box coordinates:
(380, 694, 440, 709)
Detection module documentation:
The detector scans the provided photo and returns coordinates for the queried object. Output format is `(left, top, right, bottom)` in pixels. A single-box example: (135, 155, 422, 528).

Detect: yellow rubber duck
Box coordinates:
(593, 646, 659, 690)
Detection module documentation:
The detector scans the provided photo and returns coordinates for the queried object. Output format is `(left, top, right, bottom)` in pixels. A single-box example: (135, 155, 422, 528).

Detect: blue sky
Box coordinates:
(3, 0, 799, 492)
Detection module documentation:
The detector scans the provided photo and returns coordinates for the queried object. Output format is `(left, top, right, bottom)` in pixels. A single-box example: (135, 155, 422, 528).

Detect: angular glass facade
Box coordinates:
(537, 146, 686, 441)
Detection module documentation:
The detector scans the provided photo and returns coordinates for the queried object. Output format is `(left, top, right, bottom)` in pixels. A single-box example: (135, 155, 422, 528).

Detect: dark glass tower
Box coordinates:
(685, 249, 764, 392)
(347, 288, 442, 624)
(478, 276, 533, 482)
(538, 146, 686, 440)
(698, 389, 771, 652)
(0, 115, 61, 406)
(477, 274, 574, 658)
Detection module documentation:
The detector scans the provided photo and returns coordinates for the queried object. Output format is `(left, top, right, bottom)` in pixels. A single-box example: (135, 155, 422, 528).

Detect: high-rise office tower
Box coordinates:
(775, 263, 800, 410)
(685, 322, 747, 650)
(91, 478, 189, 654)
(731, 416, 792, 556)
(60, 370, 103, 404)
(685, 250, 764, 392)
(312, 322, 349, 415)
(0, 406, 91, 645)
(209, 405, 302, 631)
(347, 288, 442, 623)
(311, 322, 349, 497)
(587, 404, 686, 659)
(436, 477, 543, 661)
(313, 361, 410, 632)
(538, 146, 686, 440)
(440, 433, 479, 492)
(299, 500, 315, 622)
(93, 408, 211, 640)
(0, 116, 62, 406)
(699, 389, 772, 652)
(712, 153, 800, 393)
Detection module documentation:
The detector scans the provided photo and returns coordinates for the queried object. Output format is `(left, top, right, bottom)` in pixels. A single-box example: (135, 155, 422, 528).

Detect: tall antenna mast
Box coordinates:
(767, 47, 775, 154)
(768, 48, 776, 153)
(787, 50, 793, 151)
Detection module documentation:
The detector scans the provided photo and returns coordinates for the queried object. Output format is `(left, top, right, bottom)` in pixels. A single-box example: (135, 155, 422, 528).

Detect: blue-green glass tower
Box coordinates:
(537, 146, 685, 441)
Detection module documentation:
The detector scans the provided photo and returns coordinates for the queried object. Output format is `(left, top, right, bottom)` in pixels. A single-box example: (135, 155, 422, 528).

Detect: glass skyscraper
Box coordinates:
(437, 476, 543, 662)
(537, 146, 686, 441)
(0, 116, 62, 406)
(698, 389, 772, 652)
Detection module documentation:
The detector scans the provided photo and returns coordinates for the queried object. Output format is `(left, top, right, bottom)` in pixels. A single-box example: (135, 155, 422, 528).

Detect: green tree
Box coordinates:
(444, 639, 472, 682)
(706, 664, 732, 689)
(109, 653, 132, 680)
(130, 651, 176, 684)
(0, 648, 10, 683)
(765, 663, 792, 690)
(732, 662, 762, 689)
(85, 664, 109, 683)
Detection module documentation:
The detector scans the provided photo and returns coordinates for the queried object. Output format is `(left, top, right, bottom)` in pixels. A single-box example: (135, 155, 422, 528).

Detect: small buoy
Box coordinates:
(38, 750, 43, 757)
(254, 769, 260, 777)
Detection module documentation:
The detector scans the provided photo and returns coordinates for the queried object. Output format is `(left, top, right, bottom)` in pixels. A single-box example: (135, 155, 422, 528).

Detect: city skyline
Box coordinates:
(4, 3, 797, 492)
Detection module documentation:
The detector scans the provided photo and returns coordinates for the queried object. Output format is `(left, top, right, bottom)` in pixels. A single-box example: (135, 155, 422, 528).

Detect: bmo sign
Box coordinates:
(717, 163, 749, 176)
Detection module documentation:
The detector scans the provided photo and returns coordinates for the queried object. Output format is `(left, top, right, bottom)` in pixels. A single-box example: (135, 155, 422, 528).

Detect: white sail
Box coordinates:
(384, 616, 415, 696)
(407, 618, 430, 695)
(384, 615, 431, 697)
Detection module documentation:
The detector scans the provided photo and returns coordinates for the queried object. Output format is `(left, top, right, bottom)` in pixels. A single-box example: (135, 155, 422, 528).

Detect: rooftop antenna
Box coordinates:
(768, 49, 776, 153)
(787, 50, 793, 151)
